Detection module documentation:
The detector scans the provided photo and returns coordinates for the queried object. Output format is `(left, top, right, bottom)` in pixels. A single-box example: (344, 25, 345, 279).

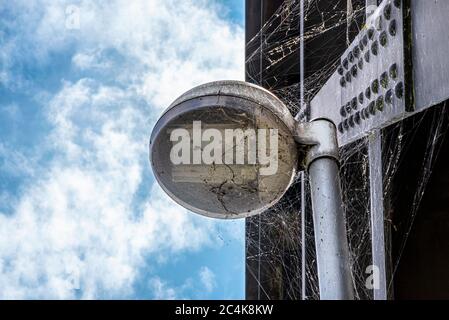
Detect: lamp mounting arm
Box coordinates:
(294, 119, 340, 169)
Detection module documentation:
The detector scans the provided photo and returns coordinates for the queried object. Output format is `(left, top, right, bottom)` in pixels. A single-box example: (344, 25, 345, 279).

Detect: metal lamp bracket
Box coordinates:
(295, 119, 340, 169)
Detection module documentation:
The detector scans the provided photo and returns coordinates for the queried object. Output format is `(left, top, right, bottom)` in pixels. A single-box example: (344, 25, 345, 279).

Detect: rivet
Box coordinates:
(380, 31, 388, 47)
(389, 63, 398, 79)
(346, 102, 352, 113)
(345, 72, 352, 83)
(349, 115, 355, 127)
(358, 92, 364, 104)
(358, 59, 363, 70)
(368, 28, 375, 40)
(384, 4, 392, 20)
(364, 107, 371, 118)
(389, 20, 397, 37)
(371, 41, 378, 55)
(385, 89, 393, 104)
(364, 50, 370, 63)
(351, 97, 358, 110)
(363, 34, 369, 46)
(351, 65, 358, 78)
(338, 122, 344, 133)
(355, 112, 361, 124)
(365, 86, 371, 99)
(358, 41, 364, 51)
(338, 65, 344, 75)
(380, 72, 389, 88)
(369, 101, 376, 115)
(376, 95, 384, 111)
(371, 79, 379, 94)
(348, 52, 354, 63)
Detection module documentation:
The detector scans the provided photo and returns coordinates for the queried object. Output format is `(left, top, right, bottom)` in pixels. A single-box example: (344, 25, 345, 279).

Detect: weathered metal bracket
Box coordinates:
(295, 119, 340, 168)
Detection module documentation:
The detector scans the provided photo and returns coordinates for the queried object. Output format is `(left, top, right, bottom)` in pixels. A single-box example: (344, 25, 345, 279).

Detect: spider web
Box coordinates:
(244, 0, 449, 300)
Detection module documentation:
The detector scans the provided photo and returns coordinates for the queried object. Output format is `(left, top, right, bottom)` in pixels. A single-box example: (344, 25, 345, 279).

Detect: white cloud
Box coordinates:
(0, 78, 226, 299)
(1, 0, 244, 103)
(72, 50, 112, 70)
(148, 266, 216, 299)
(0, 0, 244, 299)
(149, 277, 178, 300)
(199, 266, 216, 293)
(0, 143, 35, 178)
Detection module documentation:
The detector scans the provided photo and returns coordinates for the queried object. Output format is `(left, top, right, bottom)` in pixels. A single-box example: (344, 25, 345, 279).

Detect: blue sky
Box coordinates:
(0, 0, 245, 299)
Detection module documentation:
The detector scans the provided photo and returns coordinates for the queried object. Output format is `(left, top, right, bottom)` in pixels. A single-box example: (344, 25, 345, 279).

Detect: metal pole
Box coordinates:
(299, 0, 307, 301)
(295, 119, 354, 300)
(365, 1, 388, 300)
(368, 131, 387, 299)
(308, 158, 354, 300)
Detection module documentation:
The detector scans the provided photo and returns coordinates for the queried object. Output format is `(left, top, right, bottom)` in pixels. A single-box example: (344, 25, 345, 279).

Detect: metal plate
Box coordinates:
(412, 0, 449, 111)
(311, 0, 407, 147)
(311, 0, 449, 147)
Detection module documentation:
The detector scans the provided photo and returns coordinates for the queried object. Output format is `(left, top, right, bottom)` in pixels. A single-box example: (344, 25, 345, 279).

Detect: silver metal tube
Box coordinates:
(368, 131, 387, 299)
(295, 119, 354, 299)
(308, 157, 354, 300)
(299, 0, 307, 301)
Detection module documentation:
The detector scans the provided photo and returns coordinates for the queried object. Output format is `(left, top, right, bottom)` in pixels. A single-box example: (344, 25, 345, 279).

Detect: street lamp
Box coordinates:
(150, 80, 354, 300)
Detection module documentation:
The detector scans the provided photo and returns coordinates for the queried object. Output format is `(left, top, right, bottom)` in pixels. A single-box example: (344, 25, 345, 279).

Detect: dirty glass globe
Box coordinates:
(150, 81, 298, 219)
